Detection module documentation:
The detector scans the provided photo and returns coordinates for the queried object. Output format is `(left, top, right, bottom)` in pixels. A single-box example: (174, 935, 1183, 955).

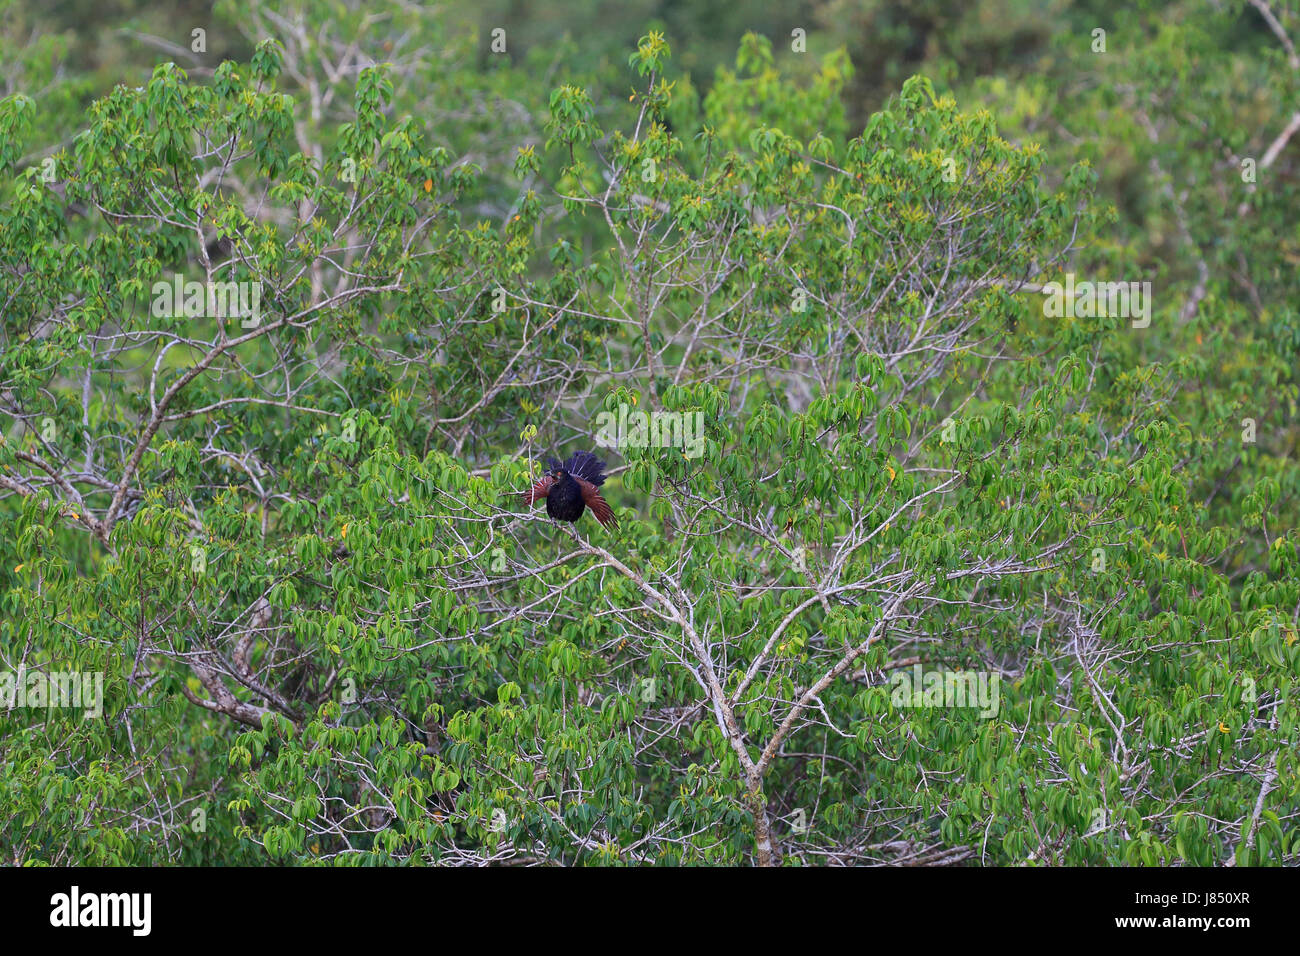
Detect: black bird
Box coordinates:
(519, 451, 617, 529)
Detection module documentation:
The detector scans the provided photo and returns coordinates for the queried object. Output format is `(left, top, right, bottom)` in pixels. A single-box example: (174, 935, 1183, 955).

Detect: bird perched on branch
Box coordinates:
(519, 450, 617, 529)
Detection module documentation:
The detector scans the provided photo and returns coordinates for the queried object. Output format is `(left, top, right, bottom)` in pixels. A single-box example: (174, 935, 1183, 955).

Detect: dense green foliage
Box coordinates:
(1, 0, 1297, 865)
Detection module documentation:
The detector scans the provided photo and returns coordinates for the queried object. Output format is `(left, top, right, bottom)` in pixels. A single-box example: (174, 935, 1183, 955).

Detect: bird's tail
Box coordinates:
(563, 450, 607, 486)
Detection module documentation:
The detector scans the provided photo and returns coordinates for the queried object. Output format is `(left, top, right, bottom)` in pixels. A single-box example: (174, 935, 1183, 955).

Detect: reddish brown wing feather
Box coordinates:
(521, 473, 557, 506)
(573, 475, 617, 528)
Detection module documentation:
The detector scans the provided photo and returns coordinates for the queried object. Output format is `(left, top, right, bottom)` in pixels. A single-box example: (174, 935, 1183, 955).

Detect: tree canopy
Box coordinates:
(1, 0, 1297, 866)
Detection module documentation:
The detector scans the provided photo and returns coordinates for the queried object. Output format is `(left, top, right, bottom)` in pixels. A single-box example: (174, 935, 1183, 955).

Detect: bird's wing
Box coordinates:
(520, 473, 557, 506)
(573, 475, 617, 528)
